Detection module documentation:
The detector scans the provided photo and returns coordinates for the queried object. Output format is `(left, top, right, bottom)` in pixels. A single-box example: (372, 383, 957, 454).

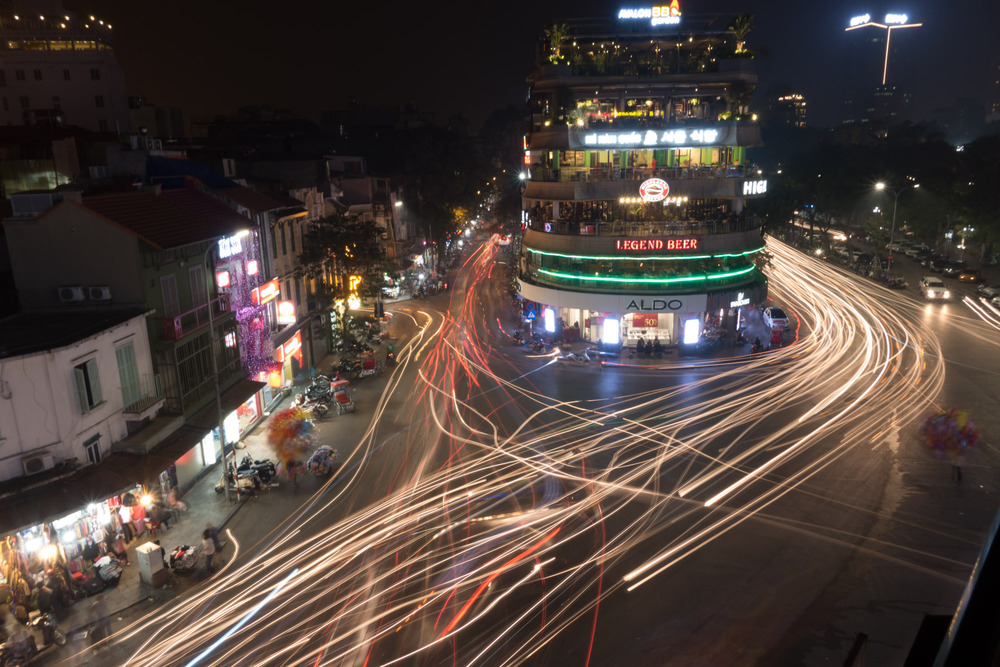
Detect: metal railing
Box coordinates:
(122, 373, 164, 414)
(525, 216, 760, 237)
(527, 165, 748, 183)
(152, 294, 232, 341)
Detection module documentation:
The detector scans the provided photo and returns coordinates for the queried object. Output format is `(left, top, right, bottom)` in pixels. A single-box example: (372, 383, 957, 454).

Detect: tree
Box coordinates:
(544, 23, 570, 64)
(297, 212, 391, 347)
(727, 14, 754, 54)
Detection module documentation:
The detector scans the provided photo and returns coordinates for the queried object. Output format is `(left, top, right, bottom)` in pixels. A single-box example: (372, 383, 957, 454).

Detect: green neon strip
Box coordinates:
(537, 264, 755, 284)
(525, 246, 765, 262)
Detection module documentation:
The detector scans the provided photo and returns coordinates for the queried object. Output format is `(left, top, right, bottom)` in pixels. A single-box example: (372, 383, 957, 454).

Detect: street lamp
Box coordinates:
(875, 181, 918, 270)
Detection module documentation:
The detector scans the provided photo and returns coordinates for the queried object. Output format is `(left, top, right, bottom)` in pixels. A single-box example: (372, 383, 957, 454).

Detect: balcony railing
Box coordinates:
(153, 294, 232, 341)
(122, 373, 164, 414)
(528, 165, 748, 183)
(525, 215, 760, 237)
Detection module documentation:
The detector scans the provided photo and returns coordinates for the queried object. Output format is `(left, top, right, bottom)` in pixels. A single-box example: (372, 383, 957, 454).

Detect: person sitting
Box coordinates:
(652, 338, 663, 357)
(636, 338, 646, 357)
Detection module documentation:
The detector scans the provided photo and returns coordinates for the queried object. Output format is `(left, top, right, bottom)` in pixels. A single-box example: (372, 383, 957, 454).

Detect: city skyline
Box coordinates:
(54, 0, 996, 131)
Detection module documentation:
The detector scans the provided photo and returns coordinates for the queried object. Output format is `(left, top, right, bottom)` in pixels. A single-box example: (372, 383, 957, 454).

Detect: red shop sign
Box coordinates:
(633, 313, 659, 328)
(275, 330, 302, 363)
(252, 278, 280, 305)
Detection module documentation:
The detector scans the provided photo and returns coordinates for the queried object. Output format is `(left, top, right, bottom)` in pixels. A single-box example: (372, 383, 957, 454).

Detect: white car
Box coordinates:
(977, 283, 1000, 299)
(919, 276, 950, 301)
(762, 306, 789, 330)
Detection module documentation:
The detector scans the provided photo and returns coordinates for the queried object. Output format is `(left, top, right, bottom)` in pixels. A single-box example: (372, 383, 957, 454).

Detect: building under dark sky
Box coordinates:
(44, 0, 1000, 131)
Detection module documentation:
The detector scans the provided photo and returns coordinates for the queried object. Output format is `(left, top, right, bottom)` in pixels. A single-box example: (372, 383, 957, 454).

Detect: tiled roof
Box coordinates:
(216, 186, 286, 215)
(0, 307, 150, 360)
(161, 187, 251, 234)
(79, 189, 247, 250)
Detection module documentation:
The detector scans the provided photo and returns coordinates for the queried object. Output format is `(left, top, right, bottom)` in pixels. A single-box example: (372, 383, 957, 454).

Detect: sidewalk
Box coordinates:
(49, 312, 405, 642)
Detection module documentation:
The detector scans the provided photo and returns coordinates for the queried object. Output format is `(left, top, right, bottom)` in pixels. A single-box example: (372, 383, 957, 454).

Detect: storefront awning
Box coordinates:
(0, 378, 265, 537)
(144, 378, 265, 471)
(0, 453, 141, 536)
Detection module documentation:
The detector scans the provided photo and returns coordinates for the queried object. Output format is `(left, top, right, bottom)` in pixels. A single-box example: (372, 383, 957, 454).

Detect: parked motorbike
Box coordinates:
(237, 453, 278, 484)
(1, 628, 41, 667)
(31, 612, 66, 647)
(214, 463, 262, 494)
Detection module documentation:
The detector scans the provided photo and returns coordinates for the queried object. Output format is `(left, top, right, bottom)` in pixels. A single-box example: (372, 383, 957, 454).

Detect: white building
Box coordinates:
(0, 308, 163, 483)
(0, 6, 130, 132)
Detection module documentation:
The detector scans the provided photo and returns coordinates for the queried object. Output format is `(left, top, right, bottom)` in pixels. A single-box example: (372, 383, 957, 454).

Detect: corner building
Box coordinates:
(518, 5, 767, 348)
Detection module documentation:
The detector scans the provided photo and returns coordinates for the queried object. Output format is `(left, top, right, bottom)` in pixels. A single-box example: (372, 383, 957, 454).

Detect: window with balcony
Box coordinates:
(15, 69, 24, 81)
(33, 69, 42, 81)
(90, 68, 101, 80)
(74, 357, 103, 413)
(95, 95, 105, 108)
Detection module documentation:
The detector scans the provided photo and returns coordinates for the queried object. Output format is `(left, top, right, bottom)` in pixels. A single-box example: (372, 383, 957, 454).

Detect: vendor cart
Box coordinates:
(332, 379, 355, 414)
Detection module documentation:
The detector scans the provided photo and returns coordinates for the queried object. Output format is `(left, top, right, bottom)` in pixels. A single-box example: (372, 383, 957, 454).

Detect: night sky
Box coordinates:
(64, 0, 998, 131)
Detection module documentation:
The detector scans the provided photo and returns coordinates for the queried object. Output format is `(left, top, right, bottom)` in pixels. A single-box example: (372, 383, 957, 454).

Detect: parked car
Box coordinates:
(762, 306, 789, 330)
(942, 260, 967, 277)
(905, 244, 929, 258)
(978, 283, 1000, 298)
(957, 268, 984, 284)
(919, 276, 951, 301)
(922, 252, 947, 268)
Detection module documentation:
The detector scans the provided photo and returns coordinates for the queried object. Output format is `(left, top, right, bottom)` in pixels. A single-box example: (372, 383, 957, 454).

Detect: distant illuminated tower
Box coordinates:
(771, 93, 807, 128)
(842, 12, 922, 126)
(988, 58, 1000, 122)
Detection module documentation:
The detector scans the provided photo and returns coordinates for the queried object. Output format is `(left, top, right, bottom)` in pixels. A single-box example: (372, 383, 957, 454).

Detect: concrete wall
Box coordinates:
(3, 202, 144, 309)
(0, 313, 154, 482)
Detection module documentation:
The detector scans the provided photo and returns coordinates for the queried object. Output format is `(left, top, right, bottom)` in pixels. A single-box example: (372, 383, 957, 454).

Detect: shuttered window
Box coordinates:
(116, 342, 139, 408)
(75, 358, 103, 412)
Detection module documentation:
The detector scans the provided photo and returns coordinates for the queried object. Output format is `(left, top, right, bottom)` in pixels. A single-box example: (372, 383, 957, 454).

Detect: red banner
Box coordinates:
(633, 313, 659, 328)
(252, 278, 279, 305)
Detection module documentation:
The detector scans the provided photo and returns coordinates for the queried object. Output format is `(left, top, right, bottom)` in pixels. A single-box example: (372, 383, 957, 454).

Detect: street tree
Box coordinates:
(297, 212, 391, 348)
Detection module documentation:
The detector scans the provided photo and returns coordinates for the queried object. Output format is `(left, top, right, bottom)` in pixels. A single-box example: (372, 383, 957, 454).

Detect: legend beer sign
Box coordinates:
(615, 238, 699, 252)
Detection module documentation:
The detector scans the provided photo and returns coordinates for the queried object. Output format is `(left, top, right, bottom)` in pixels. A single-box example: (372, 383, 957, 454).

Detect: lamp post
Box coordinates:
(203, 238, 240, 503)
(875, 181, 918, 270)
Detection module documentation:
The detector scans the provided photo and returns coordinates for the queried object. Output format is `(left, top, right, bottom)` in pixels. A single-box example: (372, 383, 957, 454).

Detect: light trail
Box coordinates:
(78, 236, 974, 666)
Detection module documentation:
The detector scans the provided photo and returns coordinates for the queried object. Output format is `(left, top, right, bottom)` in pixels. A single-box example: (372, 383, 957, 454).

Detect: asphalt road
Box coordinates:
(67, 237, 1000, 667)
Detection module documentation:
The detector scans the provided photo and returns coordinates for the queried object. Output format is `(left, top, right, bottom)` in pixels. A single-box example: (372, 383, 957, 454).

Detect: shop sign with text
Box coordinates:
(616, 238, 699, 251)
(252, 278, 279, 305)
(276, 331, 302, 363)
(633, 313, 659, 327)
(639, 178, 669, 202)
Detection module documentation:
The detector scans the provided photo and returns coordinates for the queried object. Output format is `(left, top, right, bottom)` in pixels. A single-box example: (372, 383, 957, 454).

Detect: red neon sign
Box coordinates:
(615, 238, 698, 251)
(252, 278, 279, 305)
(275, 330, 302, 363)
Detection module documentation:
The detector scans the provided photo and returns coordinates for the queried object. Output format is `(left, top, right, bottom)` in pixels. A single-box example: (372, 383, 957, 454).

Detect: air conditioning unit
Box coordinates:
(88, 286, 112, 301)
(57, 286, 85, 302)
(22, 453, 55, 476)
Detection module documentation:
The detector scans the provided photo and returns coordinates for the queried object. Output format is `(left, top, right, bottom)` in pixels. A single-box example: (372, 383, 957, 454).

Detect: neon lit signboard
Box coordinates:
(618, 2, 681, 26)
(743, 180, 768, 195)
(639, 178, 669, 202)
(217, 234, 243, 259)
(730, 292, 750, 308)
(275, 331, 302, 363)
(885, 13, 908, 24)
(252, 278, 279, 305)
(615, 238, 698, 251)
(583, 128, 718, 147)
(849, 14, 871, 26)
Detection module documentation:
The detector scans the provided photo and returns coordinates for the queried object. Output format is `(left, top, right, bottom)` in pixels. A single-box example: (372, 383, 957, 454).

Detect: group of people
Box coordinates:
(634, 337, 664, 358)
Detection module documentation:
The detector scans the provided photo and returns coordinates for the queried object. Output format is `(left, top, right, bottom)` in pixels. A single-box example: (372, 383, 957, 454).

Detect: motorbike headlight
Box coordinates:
(944, 291, 950, 298)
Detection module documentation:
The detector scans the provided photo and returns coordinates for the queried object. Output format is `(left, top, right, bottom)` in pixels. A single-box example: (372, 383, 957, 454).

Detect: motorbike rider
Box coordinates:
(751, 337, 763, 354)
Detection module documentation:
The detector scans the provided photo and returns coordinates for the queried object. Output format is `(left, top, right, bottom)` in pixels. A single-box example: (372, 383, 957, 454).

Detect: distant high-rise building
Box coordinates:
(0, 2, 130, 133)
(842, 12, 921, 127)
(770, 93, 807, 128)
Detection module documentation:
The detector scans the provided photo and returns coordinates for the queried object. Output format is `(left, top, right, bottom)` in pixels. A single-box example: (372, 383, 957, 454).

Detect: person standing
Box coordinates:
(205, 523, 221, 552)
(952, 452, 965, 484)
(201, 529, 216, 574)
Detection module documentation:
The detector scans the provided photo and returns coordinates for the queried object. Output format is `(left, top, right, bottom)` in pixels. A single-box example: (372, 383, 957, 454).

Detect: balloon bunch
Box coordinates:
(920, 409, 979, 458)
(267, 407, 314, 469)
(307, 446, 339, 477)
